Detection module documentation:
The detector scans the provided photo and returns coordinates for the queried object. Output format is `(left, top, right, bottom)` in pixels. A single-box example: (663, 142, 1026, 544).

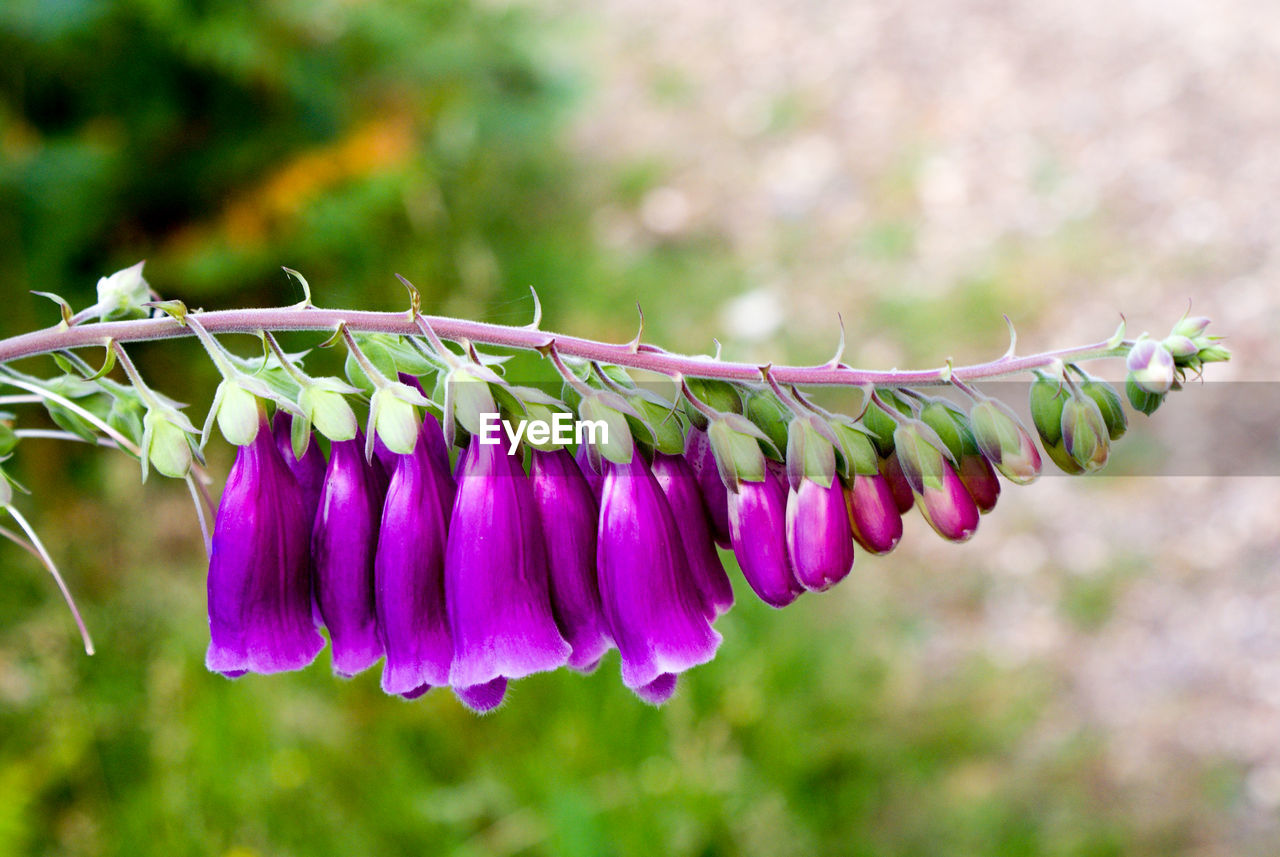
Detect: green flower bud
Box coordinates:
(370, 382, 427, 455)
(830, 420, 880, 477)
(891, 421, 949, 494)
(143, 409, 194, 479)
(1126, 337, 1175, 394)
(448, 366, 497, 437)
(707, 414, 771, 488)
(299, 382, 358, 442)
(106, 398, 145, 448)
(1125, 374, 1165, 416)
(578, 393, 636, 465)
(631, 397, 685, 455)
(969, 398, 1041, 484)
(1059, 395, 1109, 472)
(1197, 343, 1231, 364)
(1029, 372, 1068, 447)
(1076, 376, 1127, 440)
(919, 399, 975, 462)
(862, 390, 910, 457)
(1171, 315, 1211, 339)
(95, 261, 150, 321)
(1163, 335, 1198, 359)
(0, 424, 17, 457)
(214, 380, 261, 446)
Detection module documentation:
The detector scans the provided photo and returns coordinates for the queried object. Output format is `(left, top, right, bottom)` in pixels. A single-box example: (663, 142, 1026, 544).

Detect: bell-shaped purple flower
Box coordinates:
(574, 442, 604, 500)
(727, 467, 803, 608)
(374, 420, 454, 698)
(206, 416, 325, 676)
(374, 413, 454, 513)
(529, 448, 613, 672)
(684, 428, 732, 548)
(272, 412, 326, 527)
(785, 476, 855, 591)
(651, 452, 734, 619)
(312, 435, 384, 677)
(843, 473, 903, 555)
(446, 437, 570, 709)
(598, 452, 722, 701)
(917, 460, 981, 542)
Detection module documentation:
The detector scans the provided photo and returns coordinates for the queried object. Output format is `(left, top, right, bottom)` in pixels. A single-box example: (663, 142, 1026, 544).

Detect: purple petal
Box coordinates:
(957, 453, 1000, 514)
(207, 418, 325, 675)
(845, 473, 903, 555)
(597, 453, 721, 691)
(879, 451, 915, 514)
(375, 423, 453, 695)
(272, 412, 326, 526)
(633, 672, 678, 705)
(313, 436, 384, 677)
(727, 470, 803, 608)
(530, 449, 613, 671)
(685, 428, 731, 548)
(651, 452, 734, 619)
(574, 443, 604, 500)
(454, 678, 508, 713)
(785, 477, 855, 591)
(447, 438, 570, 688)
(399, 684, 431, 700)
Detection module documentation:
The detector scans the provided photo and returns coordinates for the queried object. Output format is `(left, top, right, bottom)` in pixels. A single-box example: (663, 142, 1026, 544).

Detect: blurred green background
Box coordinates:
(0, 1, 1271, 855)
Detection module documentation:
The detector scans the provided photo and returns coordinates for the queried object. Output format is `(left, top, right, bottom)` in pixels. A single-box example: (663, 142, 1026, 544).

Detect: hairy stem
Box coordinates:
(0, 307, 1129, 387)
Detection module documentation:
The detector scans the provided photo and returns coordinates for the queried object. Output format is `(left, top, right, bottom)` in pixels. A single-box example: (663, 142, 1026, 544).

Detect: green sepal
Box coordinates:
(785, 415, 838, 489)
(862, 390, 910, 456)
(707, 413, 775, 489)
(829, 420, 880, 478)
(682, 378, 743, 430)
(892, 420, 950, 493)
(578, 392, 636, 464)
(745, 390, 792, 462)
(0, 423, 18, 457)
(1076, 375, 1127, 440)
(1125, 375, 1165, 416)
(918, 399, 972, 463)
(344, 337, 398, 394)
(1059, 395, 1110, 472)
(1029, 371, 1069, 446)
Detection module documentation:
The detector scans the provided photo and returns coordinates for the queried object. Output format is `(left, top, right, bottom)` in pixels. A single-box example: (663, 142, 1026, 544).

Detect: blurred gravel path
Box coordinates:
(567, 0, 1280, 847)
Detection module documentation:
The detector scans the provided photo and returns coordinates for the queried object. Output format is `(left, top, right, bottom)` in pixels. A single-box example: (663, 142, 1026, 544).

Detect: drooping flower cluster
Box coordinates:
(0, 268, 1231, 690)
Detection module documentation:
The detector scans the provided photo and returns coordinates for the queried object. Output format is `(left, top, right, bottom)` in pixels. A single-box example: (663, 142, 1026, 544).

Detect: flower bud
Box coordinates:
(1077, 376, 1127, 440)
(143, 408, 194, 479)
(1028, 373, 1084, 474)
(213, 380, 261, 446)
(577, 392, 636, 465)
(706, 414, 770, 488)
(915, 460, 981, 542)
(843, 473, 902, 554)
(1162, 334, 1198, 359)
(957, 452, 1000, 514)
(879, 451, 914, 513)
(1171, 315, 1211, 340)
(745, 390, 792, 461)
(1126, 338, 1175, 395)
(1059, 395, 1110, 472)
(299, 382, 358, 442)
(969, 399, 1041, 484)
(785, 476, 855, 591)
(1125, 375, 1164, 416)
(727, 467, 803, 608)
(1197, 344, 1230, 364)
(370, 382, 428, 455)
(95, 261, 150, 321)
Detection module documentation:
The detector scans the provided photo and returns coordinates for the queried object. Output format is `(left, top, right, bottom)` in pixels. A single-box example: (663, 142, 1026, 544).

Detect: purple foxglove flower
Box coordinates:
(375, 414, 454, 513)
(880, 451, 915, 514)
(917, 460, 981, 542)
(312, 435, 383, 677)
(684, 428, 731, 548)
(273, 412, 325, 526)
(574, 442, 604, 500)
(374, 420, 454, 699)
(726, 467, 803, 608)
(206, 416, 325, 676)
(956, 453, 1000, 514)
(843, 473, 902, 555)
(446, 437, 570, 705)
(785, 476, 855, 591)
(598, 452, 721, 701)
(651, 452, 734, 619)
(529, 448, 612, 672)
